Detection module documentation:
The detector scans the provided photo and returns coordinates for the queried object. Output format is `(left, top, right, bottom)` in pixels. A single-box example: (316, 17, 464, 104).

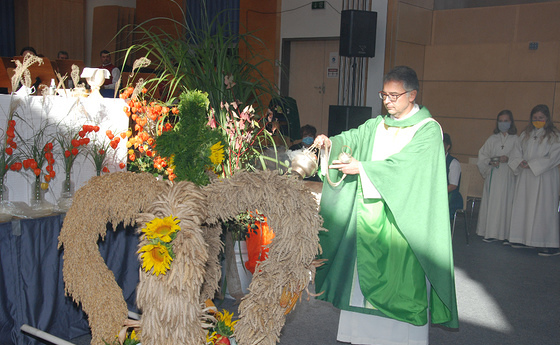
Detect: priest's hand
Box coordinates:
(329, 158, 360, 175)
(314, 134, 331, 149)
(499, 155, 509, 163)
(519, 160, 529, 169)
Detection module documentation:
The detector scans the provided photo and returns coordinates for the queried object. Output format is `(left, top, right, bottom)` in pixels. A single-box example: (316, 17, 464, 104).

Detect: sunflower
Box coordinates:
(141, 215, 180, 242)
(139, 243, 173, 276)
(209, 141, 225, 165)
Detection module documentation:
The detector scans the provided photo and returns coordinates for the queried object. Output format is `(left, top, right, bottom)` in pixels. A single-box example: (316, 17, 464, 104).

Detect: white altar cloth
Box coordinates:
(0, 94, 128, 205)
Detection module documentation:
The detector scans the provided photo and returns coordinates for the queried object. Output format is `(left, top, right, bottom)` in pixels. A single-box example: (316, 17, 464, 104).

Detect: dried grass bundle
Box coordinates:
(58, 172, 161, 345)
(11, 54, 43, 91)
(203, 170, 324, 345)
(136, 180, 212, 345)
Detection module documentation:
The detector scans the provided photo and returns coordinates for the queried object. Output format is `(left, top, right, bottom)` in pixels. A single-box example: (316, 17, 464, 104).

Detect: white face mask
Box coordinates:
(498, 121, 511, 133)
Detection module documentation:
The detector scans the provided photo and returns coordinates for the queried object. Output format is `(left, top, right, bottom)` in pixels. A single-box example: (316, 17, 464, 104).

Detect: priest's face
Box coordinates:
(381, 80, 417, 119)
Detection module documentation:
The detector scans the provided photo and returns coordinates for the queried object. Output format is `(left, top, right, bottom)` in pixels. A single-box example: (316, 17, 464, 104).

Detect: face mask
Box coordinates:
(533, 120, 546, 129)
(302, 136, 314, 146)
(498, 121, 511, 132)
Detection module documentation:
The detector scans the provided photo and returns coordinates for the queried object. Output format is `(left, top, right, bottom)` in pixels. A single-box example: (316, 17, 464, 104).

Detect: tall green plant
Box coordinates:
(123, 2, 278, 119)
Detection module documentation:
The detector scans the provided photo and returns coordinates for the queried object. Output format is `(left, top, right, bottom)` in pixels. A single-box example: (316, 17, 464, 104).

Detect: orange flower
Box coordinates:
(33, 168, 41, 176)
(119, 162, 126, 169)
(129, 153, 136, 161)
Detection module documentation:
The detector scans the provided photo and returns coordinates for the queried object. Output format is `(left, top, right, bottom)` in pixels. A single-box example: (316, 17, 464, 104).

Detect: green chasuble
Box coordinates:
(315, 106, 459, 328)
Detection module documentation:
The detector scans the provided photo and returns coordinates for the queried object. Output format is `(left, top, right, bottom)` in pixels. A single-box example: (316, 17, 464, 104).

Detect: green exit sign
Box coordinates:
(312, 1, 325, 9)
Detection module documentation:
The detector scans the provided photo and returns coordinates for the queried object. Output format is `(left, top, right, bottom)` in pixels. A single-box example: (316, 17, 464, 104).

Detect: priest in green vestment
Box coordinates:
(313, 66, 458, 344)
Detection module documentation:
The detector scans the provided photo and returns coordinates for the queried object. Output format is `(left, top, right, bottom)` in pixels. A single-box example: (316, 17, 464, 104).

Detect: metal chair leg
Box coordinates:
(463, 211, 469, 244)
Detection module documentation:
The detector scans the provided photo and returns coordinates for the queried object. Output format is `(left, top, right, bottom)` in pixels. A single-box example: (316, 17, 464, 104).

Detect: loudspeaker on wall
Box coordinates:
(339, 10, 377, 58)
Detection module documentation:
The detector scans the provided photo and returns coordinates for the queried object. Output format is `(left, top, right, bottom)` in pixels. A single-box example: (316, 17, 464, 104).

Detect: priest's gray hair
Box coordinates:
(383, 65, 419, 92)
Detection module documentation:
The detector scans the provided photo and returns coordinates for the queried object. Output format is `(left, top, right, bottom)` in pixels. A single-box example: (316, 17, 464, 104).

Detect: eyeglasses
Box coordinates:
(378, 91, 409, 102)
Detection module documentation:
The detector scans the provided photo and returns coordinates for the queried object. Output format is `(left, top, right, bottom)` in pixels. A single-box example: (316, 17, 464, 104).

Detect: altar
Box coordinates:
(0, 93, 128, 209)
(0, 215, 140, 345)
(0, 93, 135, 344)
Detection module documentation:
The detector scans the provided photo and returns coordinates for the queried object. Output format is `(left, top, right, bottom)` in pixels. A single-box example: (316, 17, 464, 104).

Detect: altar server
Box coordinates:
(508, 104, 560, 256)
(476, 110, 518, 242)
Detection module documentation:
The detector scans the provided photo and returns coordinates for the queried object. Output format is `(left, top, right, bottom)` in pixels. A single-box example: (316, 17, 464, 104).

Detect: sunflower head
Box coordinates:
(139, 243, 173, 276)
(209, 141, 225, 165)
(142, 215, 180, 242)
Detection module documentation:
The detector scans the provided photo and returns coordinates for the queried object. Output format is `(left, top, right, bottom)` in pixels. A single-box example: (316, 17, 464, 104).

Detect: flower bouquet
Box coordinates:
(207, 309, 238, 345)
(0, 107, 22, 220)
(55, 123, 97, 211)
(88, 129, 126, 176)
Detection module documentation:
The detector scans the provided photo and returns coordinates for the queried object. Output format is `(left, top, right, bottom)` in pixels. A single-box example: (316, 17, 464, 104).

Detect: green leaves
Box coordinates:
(155, 90, 223, 186)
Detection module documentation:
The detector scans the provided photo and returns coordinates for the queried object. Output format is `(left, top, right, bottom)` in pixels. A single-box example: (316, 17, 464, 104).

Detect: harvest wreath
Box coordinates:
(58, 169, 324, 345)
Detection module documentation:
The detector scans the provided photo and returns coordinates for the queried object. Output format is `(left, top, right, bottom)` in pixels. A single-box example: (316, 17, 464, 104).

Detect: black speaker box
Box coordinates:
(339, 10, 377, 58)
(328, 105, 373, 137)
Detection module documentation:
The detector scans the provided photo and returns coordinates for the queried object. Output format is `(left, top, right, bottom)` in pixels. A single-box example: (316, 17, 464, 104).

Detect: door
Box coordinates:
(288, 39, 339, 136)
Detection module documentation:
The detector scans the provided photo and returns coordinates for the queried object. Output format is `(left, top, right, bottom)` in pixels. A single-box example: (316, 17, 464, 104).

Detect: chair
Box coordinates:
(465, 162, 485, 223)
(452, 162, 472, 244)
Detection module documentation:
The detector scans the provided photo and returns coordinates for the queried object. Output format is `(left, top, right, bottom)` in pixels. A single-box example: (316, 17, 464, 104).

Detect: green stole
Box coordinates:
(315, 106, 459, 328)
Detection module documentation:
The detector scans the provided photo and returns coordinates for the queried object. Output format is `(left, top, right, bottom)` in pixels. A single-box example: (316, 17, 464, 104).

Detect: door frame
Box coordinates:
(279, 37, 340, 97)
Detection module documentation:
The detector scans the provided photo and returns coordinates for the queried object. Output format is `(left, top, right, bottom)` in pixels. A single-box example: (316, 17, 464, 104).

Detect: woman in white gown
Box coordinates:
(508, 104, 560, 256)
(476, 110, 518, 242)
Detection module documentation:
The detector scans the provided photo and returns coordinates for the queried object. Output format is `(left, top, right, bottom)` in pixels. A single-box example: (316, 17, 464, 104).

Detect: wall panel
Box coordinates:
(434, 117, 494, 161)
(507, 41, 560, 81)
(553, 83, 560, 121)
(395, 41, 426, 79)
(516, 2, 560, 42)
(432, 6, 517, 45)
(424, 44, 510, 81)
(397, 2, 432, 45)
(422, 81, 508, 119)
(18, 0, 85, 60)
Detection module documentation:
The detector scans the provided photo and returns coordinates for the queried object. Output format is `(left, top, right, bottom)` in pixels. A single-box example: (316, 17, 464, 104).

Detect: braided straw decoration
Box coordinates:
(60, 169, 323, 345)
(58, 172, 161, 345)
(135, 180, 223, 345)
(204, 170, 324, 345)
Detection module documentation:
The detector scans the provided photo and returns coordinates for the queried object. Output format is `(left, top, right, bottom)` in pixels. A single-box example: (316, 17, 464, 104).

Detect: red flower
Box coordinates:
(65, 150, 71, 158)
(119, 162, 126, 169)
(98, 149, 105, 155)
(5, 147, 13, 155)
(102, 166, 109, 173)
(71, 148, 79, 155)
(71, 139, 80, 147)
(49, 170, 56, 178)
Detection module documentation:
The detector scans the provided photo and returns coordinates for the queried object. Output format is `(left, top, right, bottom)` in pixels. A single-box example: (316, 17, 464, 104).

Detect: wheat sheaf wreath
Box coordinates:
(58, 170, 324, 345)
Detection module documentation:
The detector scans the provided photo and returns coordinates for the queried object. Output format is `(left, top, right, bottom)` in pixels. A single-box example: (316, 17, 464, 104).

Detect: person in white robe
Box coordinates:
(508, 104, 560, 256)
(476, 110, 518, 242)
